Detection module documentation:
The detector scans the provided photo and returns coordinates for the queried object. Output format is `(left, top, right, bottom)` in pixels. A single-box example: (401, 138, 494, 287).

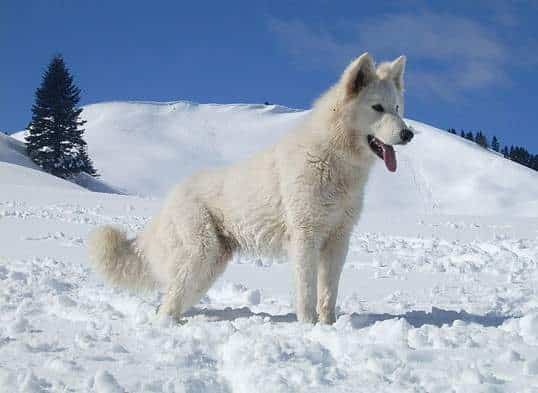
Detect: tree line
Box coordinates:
(446, 128, 538, 172)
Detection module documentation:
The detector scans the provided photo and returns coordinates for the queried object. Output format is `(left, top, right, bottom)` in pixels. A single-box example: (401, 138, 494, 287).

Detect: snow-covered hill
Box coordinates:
(17, 100, 537, 216)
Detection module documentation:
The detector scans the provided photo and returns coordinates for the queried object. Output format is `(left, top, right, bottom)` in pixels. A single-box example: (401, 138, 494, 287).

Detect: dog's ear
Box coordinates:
(390, 55, 406, 92)
(341, 52, 376, 98)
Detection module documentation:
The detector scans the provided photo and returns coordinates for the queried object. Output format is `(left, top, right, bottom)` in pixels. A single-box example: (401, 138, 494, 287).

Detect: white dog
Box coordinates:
(88, 52, 412, 324)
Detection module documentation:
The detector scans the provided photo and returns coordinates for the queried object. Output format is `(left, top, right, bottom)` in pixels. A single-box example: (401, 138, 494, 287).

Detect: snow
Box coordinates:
(2, 100, 538, 391)
(1, 132, 118, 194)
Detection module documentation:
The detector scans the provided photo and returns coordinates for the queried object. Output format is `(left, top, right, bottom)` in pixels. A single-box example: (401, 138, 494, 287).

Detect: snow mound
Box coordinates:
(16, 100, 535, 216)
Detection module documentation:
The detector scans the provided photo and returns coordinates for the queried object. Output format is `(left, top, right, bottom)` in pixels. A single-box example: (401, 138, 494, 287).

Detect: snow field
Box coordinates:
(0, 186, 537, 392)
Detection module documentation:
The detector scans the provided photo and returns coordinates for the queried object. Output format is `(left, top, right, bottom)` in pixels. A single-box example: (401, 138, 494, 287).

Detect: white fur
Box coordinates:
(88, 52, 410, 324)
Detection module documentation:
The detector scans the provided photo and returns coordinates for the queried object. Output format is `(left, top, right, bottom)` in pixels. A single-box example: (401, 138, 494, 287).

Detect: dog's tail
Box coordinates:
(88, 225, 156, 290)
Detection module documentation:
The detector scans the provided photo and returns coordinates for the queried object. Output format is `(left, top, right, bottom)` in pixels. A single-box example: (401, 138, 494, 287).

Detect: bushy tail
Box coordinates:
(88, 225, 156, 290)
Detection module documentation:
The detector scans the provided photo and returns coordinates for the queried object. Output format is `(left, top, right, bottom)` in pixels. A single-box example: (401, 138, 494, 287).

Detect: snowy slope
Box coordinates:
(16, 100, 537, 216)
(369, 119, 538, 217)
(0, 133, 83, 191)
(1, 132, 118, 194)
(0, 132, 39, 169)
(81, 101, 304, 196)
(3, 101, 538, 391)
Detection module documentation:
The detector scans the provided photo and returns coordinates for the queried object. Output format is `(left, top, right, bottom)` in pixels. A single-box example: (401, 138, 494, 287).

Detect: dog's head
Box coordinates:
(338, 52, 412, 172)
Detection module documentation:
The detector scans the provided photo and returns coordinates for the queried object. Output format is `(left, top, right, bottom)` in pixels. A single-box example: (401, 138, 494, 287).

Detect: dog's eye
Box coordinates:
(372, 104, 384, 113)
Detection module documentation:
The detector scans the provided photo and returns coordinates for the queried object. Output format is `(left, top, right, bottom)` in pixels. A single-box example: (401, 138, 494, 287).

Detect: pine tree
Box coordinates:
(529, 154, 536, 170)
(465, 131, 474, 142)
(475, 131, 488, 148)
(79, 145, 98, 176)
(512, 146, 531, 166)
(25, 55, 97, 178)
(460, 130, 465, 138)
(475, 131, 482, 146)
(501, 146, 509, 157)
(491, 136, 500, 152)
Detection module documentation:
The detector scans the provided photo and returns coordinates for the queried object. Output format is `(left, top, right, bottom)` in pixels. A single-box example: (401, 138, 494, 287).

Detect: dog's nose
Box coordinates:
(400, 128, 414, 143)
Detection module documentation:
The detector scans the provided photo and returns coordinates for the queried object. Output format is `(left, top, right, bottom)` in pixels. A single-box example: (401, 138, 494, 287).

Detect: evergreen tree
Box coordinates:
(529, 154, 536, 170)
(501, 146, 509, 157)
(510, 146, 531, 166)
(491, 136, 500, 152)
(475, 131, 488, 148)
(460, 130, 465, 138)
(25, 55, 97, 178)
(532, 154, 538, 171)
(475, 131, 482, 146)
(81, 145, 98, 176)
(465, 131, 474, 142)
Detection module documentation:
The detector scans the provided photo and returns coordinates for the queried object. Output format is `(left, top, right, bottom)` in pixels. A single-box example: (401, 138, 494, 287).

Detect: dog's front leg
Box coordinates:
(317, 231, 350, 324)
(290, 238, 319, 323)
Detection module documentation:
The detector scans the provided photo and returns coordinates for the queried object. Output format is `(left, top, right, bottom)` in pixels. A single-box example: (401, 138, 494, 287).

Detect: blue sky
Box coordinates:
(2, 0, 538, 151)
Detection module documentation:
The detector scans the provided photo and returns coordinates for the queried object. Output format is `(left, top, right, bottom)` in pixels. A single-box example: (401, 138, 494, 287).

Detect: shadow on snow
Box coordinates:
(184, 306, 511, 328)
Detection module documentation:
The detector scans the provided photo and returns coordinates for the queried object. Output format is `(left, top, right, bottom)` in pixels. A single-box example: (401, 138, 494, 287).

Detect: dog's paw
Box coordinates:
(154, 305, 186, 327)
(296, 311, 318, 324)
(318, 313, 336, 325)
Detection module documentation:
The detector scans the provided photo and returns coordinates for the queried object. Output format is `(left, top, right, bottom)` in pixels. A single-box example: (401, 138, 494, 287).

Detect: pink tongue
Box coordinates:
(381, 144, 397, 172)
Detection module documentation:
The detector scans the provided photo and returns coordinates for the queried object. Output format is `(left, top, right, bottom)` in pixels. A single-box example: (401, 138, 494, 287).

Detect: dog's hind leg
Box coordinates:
(157, 206, 231, 320)
(158, 253, 228, 320)
(317, 229, 351, 324)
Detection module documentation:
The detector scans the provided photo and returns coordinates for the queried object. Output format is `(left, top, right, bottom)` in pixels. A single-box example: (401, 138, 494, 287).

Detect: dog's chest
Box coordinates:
(318, 164, 365, 226)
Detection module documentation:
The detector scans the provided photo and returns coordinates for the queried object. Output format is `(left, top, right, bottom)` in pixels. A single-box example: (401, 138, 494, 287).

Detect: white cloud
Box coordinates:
(268, 11, 511, 101)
